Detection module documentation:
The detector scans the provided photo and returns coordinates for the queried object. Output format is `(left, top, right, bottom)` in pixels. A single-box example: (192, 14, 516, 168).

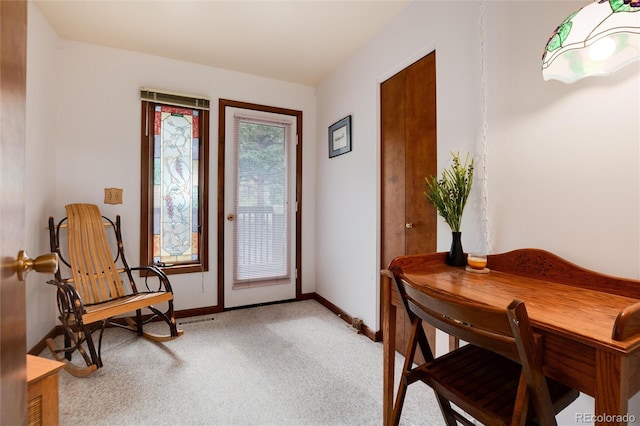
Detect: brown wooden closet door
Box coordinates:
(381, 52, 437, 356)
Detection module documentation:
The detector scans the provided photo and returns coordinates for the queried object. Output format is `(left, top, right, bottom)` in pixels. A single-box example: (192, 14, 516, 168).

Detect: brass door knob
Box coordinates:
(15, 250, 58, 281)
(405, 223, 414, 229)
(227, 214, 235, 221)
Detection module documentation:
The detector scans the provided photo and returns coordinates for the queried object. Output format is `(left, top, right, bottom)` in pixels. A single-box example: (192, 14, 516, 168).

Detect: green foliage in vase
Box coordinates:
(424, 152, 474, 233)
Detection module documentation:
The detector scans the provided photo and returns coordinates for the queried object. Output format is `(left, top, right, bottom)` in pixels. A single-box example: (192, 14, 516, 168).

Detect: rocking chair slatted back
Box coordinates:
(66, 203, 126, 304)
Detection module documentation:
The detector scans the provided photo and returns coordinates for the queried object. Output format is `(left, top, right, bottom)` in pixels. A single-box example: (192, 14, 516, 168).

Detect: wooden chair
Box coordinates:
(46, 203, 183, 377)
(388, 266, 579, 426)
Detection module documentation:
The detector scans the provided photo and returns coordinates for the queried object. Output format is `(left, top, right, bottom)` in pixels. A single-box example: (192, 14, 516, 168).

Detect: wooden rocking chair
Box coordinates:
(46, 203, 183, 377)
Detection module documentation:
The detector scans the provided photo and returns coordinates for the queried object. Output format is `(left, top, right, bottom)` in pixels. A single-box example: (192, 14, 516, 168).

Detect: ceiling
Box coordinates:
(34, 0, 411, 86)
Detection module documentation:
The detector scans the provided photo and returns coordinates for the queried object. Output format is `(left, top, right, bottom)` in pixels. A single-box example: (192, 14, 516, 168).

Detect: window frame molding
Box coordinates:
(140, 100, 210, 275)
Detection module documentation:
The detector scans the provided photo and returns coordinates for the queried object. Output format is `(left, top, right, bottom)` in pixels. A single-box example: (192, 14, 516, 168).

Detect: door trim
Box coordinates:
(217, 99, 303, 309)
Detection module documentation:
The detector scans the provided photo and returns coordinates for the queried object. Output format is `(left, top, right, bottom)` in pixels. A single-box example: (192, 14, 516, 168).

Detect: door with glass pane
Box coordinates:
(223, 105, 298, 308)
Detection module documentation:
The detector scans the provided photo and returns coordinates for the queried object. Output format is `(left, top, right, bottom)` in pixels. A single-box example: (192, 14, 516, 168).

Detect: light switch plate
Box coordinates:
(104, 188, 123, 204)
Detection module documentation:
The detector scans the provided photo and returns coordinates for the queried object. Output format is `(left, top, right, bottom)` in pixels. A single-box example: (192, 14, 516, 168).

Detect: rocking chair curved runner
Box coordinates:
(47, 203, 183, 377)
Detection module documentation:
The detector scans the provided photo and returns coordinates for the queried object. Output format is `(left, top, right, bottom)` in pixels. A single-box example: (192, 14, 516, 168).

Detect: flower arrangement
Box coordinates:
(424, 152, 474, 233)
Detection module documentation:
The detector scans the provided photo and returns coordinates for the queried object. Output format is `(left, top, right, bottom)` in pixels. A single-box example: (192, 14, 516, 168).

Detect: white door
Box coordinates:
(223, 106, 297, 308)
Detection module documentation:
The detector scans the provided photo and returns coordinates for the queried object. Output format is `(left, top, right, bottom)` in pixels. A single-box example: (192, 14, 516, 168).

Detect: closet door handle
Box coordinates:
(405, 223, 413, 229)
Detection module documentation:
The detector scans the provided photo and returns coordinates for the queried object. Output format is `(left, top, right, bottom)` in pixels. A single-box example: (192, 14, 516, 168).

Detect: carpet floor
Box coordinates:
(49, 299, 445, 426)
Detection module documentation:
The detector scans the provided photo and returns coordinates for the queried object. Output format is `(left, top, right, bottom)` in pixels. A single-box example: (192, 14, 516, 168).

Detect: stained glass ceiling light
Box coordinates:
(542, 0, 640, 83)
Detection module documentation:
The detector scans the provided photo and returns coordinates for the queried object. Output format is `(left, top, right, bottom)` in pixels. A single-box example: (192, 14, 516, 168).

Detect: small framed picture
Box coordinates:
(328, 115, 352, 158)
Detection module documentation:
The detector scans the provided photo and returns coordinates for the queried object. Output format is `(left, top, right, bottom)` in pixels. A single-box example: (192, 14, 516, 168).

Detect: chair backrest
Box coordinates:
(390, 266, 558, 424)
(64, 203, 127, 304)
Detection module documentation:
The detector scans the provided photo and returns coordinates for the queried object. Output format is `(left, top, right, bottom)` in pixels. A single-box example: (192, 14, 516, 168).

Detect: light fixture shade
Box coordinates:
(542, 0, 640, 83)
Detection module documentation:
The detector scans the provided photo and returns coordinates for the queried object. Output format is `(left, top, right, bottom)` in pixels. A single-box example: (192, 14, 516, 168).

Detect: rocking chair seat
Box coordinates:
(82, 291, 174, 325)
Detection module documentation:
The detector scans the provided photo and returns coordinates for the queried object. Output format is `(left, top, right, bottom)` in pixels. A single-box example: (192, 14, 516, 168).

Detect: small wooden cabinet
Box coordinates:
(27, 355, 64, 426)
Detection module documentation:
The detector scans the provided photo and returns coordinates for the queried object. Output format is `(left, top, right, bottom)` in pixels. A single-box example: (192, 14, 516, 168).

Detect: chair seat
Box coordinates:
(83, 291, 174, 325)
(416, 344, 579, 425)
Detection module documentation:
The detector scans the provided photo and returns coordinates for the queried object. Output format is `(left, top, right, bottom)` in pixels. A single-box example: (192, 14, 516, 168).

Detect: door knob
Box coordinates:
(405, 223, 414, 229)
(15, 250, 58, 282)
(227, 214, 235, 221)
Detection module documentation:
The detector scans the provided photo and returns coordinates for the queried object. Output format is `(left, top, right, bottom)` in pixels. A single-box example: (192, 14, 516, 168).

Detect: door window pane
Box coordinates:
(234, 116, 290, 285)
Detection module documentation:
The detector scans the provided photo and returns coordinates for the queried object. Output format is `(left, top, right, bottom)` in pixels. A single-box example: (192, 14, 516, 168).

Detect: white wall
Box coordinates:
(25, 3, 317, 346)
(316, 0, 639, 342)
(314, 1, 639, 423)
(25, 1, 59, 349)
(485, 1, 640, 280)
(51, 40, 317, 311)
(315, 1, 484, 332)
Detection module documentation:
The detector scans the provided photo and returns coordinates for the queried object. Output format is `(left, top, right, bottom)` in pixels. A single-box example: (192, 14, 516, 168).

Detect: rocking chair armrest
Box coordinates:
(46, 278, 80, 296)
(46, 278, 87, 318)
(130, 265, 175, 293)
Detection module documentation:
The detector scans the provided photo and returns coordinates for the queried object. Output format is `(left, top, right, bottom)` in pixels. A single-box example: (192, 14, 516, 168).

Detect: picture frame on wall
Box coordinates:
(328, 115, 352, 158)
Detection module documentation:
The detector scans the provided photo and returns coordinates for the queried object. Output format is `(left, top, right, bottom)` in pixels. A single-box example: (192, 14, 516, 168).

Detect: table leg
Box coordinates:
(595, 350, 630, 425)
(382, 272, 396, 426)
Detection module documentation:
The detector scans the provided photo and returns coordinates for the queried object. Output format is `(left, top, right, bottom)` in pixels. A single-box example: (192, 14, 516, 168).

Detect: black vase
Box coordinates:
(447, 231, 466, 266)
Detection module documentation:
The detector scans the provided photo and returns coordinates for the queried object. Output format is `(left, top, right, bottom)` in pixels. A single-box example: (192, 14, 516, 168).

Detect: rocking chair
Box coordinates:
(46, 203, 183, 377)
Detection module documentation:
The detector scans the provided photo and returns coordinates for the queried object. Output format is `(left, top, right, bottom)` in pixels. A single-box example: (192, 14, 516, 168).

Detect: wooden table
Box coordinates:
(382, 249, 640, 426)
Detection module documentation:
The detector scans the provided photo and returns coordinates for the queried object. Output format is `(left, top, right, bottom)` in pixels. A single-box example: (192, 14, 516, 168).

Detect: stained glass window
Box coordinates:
(153, 105, 200, 264)
(140, 89, 209, 275)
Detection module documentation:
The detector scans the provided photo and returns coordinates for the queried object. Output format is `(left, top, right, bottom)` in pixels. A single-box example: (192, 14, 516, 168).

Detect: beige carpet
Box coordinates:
(50, 300, 445, 425)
